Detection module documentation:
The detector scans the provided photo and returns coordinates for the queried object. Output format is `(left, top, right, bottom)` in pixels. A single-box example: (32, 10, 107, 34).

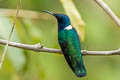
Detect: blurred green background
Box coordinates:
(0, 0, 120, 80)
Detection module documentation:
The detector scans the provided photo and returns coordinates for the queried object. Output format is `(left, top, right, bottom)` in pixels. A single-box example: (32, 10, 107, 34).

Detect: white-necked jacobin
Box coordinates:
(43, 10, 87, 77)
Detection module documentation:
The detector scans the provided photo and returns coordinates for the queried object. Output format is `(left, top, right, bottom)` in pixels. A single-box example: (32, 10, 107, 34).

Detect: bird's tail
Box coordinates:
(64, 53, 87, 77)
(74, 59, 87, 77)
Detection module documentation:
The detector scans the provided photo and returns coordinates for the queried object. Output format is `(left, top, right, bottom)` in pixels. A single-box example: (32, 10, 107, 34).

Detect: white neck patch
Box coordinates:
(64, 25, 72, 30)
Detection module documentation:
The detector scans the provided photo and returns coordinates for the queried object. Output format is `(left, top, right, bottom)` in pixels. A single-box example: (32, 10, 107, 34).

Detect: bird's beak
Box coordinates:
(42, 10, 55, 16)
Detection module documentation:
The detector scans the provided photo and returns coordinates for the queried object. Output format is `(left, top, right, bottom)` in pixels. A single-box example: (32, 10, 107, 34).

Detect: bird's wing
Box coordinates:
(58, 28, 86, 77)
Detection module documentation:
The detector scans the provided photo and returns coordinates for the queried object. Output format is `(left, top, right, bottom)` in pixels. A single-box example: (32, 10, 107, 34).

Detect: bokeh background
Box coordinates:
(0, 0, 120, 80)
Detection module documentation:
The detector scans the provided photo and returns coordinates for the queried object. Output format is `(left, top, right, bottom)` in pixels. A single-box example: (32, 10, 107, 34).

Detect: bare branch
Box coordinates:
(0, 39, 120, 56)
(0, 39, 62, 54)
(94, 0, 120, 27)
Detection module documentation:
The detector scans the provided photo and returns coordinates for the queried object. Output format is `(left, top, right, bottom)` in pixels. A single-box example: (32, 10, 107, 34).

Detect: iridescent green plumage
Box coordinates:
(43, 10, 87, 77)
(58, 28, 86, 77)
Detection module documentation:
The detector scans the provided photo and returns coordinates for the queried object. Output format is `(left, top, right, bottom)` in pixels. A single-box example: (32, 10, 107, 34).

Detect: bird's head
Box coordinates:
(42, 10, 71, 29)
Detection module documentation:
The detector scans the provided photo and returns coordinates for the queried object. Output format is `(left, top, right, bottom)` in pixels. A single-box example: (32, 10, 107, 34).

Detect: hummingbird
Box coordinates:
(43, 10, 87, 77)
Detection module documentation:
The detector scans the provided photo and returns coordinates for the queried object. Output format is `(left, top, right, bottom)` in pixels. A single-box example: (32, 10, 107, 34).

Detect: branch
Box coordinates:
(94, 0, 120, 27)
(0, 39, 120, 56)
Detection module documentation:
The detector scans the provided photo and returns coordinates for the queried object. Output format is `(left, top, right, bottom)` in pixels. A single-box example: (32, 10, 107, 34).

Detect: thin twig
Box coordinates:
(0, 39, 120, 56)
(0, 0, 21, 69)
(94, 0, 120, 27)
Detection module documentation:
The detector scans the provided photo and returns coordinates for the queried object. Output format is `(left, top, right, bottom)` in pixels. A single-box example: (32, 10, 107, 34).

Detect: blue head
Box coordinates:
(43, 10, 71, 30)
